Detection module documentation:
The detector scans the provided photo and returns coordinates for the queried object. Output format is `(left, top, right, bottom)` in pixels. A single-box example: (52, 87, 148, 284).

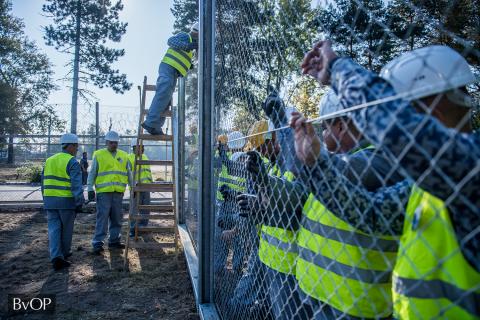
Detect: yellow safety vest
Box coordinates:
(43, 152, 74, 198)
(295, 144, 397, 318)
(94, 148, 129, 193)
(128, 153, 153, 184)
(258, 168, 298, 275)
(393, 187, 480, 319)
(216, 153, 247, 201)
(161, 34, 194, 77)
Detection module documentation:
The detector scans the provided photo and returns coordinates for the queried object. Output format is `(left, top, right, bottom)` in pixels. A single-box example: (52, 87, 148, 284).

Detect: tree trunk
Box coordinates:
(7, 132, 14, 164)
(70, 0, 81, 134)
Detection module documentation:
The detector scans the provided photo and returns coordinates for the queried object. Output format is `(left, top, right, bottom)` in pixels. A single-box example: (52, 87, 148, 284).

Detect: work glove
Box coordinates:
(88, 191, 96, 202)
(237, 193, 264, 225)
(75, 205, 83, 213)
(217, 215, 226, 229)
(219, 184, 236, 201)
(262, 86, 286, 127)
(246, 151, 268, 189)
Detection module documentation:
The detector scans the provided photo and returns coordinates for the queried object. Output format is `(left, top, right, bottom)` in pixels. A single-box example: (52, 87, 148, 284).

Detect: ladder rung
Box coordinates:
(134, 183, 174, 192)
(128, 242, 176, 250)
(138, 204, 174, 212)
(136, 160, 173, 166)
(138, 134, 173, 142)
(129, 214, 175, 220)
(144, 110, 172, 118)
(136, 226, 176, 233)
(144, 84, 156, 91)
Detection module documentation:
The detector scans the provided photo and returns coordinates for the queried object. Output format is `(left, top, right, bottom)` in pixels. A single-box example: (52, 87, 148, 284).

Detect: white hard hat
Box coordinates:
(380, 45, 476, 104)
(231, 151, 247, 162)
(318, 90, 342, 117)
(227, 131, 246, 149)
(105, 130, 120, 142)
(130, 138, 137, 148)
(190, 22, 199, 33)
(60, 133, 79, 144)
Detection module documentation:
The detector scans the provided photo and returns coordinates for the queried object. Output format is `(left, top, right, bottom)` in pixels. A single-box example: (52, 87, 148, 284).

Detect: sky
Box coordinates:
(11, 0, 177, 133)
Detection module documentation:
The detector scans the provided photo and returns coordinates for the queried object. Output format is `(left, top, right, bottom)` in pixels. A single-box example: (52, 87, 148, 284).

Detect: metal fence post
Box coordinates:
(198, 0, 217, 315)
(176, 77, 186, 225)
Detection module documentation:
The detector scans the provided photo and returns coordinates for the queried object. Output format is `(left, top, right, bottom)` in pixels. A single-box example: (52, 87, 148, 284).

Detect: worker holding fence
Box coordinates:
(214, 132, 248, 276)
(88, 130, 131, 254)
(299, 40, 480, 319)
(42, 133, 84, 271)
(238, 100, 310, 320)
(128, 138, 153, 237)
(142, 23, 199, 135)
(228, 120, 278, 320)
(289, 90, 405, 319)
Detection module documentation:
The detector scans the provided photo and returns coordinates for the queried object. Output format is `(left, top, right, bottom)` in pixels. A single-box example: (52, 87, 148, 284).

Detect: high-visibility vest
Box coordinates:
(216, 153, 247, 201)
(43, 152, 74, 198)
(258, 168, 298, 275)
(393, 187, 480, 319)
(295, 144, 397, 318)
(94, 148, 129, 193)
(161, 34, 193, 77)
(128, 153, 153, 184)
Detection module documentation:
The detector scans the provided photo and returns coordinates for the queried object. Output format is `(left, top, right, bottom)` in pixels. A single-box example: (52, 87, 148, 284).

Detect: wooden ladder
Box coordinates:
(123, 76, 178, 270)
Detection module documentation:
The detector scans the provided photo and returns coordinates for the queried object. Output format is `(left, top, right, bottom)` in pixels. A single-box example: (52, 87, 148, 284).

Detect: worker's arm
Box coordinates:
(260, 176, 307, 231)
(331, 57, 480, 201)
(304, 156, 411, 236)
(67, 158, 85, 207)
(167, 32, 198, 52)
(87, 156, 98, 192)
(330, 57, 480, 271)
(126, 158, 133, 187)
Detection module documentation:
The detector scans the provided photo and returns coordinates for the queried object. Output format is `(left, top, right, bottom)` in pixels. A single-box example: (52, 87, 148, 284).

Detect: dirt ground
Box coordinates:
(0, 209, 199, 320)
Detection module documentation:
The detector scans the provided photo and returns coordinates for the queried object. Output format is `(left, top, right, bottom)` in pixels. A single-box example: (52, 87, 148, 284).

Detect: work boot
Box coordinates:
(64, 251, 73, 258)
(141, 123, 164, 136)
(52, 257, 71, 271)
(92, 246, 104, 255)
(108, 242, 126, 249)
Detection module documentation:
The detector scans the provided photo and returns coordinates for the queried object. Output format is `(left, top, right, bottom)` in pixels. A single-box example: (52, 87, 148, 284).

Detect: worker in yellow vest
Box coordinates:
(300, 41, 480, 319)
(228, 120, 278, 320)
(215, 132, 248, 275)
(237, 98, 309, 320)
(88, 131, 131, 254)
(42, 133, 84, 271)
(285, 89, 405, 319)
(128, 138, 153, 237)
(142, 22, 198, 135)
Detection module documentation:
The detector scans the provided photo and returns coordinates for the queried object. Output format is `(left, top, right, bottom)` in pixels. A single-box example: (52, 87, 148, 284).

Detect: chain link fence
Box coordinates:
(0, 103, 173, 202)
(177, 0, 480, 319)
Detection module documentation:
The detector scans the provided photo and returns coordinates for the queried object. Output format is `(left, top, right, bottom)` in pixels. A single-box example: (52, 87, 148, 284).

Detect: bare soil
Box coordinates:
(0, 210, 198, 320)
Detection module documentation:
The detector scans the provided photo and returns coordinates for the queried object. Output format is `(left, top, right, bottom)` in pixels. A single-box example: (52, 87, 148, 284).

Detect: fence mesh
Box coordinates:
(179, 0, 480, 319)
(0, 103, 173, 202)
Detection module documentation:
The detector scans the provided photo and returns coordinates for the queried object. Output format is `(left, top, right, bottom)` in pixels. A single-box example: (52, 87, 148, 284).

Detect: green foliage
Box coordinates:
(43, 0, 132, 98)
(288, 78, 324, 118)
(171, 0, 197, 33)
(16, 162, 43, 183)
(0, 0, 62, 162)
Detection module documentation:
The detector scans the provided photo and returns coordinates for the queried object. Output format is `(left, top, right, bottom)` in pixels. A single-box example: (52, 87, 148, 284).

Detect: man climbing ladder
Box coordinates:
(141, 22, 199, 135)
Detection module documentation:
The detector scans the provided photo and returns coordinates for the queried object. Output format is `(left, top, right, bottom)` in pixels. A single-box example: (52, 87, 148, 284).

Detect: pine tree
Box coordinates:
(43, 0, 132, 133)
(0, 0, 61, 163)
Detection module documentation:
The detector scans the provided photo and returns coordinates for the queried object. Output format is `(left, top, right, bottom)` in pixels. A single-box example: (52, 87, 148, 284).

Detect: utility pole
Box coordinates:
(95, 102, 99, 150)
(70, 0, 81, 133)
